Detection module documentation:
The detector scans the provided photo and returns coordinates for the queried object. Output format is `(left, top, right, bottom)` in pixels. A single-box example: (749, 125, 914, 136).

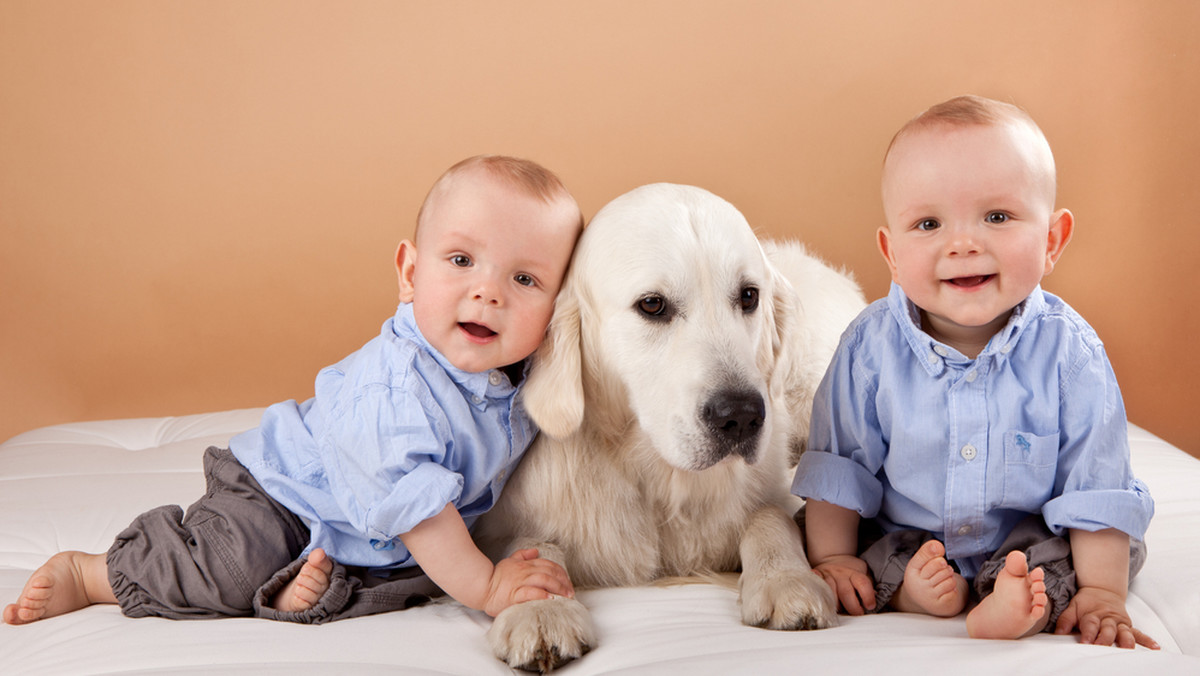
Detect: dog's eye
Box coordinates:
(636, 295, 669, 319)
(739, 287, 759, 313)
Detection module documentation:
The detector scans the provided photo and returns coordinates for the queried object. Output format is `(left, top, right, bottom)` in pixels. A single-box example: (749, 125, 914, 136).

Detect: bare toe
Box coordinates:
(892, 540, 967, 617)
(271, 549, 335, 612)
(966, 553, 1050, 640)
(1002, 550, 1029, 577)
(3, 552, 110, 625)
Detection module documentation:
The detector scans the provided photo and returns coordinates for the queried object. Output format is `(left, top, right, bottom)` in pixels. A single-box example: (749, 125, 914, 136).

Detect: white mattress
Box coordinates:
(2, 409, 1198, 675)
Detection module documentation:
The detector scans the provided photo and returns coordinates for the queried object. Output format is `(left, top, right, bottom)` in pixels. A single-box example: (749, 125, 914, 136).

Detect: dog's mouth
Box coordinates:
(945, 274, 994, 288)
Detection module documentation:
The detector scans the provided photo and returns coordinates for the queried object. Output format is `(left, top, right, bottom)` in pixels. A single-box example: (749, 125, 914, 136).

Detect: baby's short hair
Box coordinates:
(884, 95, 1057, 199)
(415, 155, 582, 239)
(912, 94, 1028, 126)
(886, 95, 1045, 157)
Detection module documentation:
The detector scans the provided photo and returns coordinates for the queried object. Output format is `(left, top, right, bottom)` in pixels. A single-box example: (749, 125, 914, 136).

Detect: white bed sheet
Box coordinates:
(1, 409, 1197, 675)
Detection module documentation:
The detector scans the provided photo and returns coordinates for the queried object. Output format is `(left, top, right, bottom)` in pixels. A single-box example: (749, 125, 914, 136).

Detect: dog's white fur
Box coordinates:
(476, 184, 866, 672)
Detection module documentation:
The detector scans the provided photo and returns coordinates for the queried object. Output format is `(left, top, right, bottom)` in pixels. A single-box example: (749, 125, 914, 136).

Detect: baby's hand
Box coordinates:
(1054, 586, 1159, 650)
(482, 548, 574, 618)
(813, 555, 876, 615)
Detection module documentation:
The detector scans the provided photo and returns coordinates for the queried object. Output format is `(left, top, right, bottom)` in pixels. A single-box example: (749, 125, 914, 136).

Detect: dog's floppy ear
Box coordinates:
(762, 252, 799, 391)
(522, 274, 585, 439)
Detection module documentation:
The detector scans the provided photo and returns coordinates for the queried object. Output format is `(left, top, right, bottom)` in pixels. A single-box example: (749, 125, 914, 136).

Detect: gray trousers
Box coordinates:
(107, 447, 443, 623)
(798, 508, 1146, 630)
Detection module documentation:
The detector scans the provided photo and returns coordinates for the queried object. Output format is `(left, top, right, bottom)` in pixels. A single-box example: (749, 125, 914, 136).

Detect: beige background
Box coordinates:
(2, 1, 1197, 458)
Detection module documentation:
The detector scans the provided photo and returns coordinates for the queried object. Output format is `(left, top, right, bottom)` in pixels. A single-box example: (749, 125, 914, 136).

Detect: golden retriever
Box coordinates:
(477, 183, 865, 671)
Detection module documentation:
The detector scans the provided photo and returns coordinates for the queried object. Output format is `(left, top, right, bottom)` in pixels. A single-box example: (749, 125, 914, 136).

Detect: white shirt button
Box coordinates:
(488, 371, 503, 386)
(965, 370, 977, 383)
(928, 352, 940, 365)
(960, 444, 977, 460)
(957, 525, 973, 536)
(472, 395, 483, 405)
(933, 345, 949, 357)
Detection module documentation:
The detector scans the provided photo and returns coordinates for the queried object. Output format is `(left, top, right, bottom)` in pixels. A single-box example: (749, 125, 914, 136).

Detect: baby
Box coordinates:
(5, 154, 584, 624)
(793, 96, 1157, 649)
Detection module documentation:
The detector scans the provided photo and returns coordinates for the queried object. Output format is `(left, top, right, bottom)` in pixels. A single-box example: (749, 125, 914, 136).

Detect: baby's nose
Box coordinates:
(472, 278, 503, 305)
(946, 225, 981, 255)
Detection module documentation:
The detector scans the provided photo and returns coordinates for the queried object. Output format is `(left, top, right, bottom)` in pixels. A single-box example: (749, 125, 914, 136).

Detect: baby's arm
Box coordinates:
(1054, 528, 1159, 650)
(804, 499, 876, 614)
(400, 503, 574, 617)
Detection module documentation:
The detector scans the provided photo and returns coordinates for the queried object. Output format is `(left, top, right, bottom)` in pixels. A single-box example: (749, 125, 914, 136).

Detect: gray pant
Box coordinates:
(107, 447, 442, 623)
(859, 515, 1146, 629)
(797, 508, 1146, 630)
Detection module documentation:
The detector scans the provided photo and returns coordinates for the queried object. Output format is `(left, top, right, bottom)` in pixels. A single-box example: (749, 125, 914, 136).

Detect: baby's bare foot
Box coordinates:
(271, 548, 334, 612)
(891, 539, 967, 617)
(3, 551, 115, 624)
(966, 550, 1049, 640)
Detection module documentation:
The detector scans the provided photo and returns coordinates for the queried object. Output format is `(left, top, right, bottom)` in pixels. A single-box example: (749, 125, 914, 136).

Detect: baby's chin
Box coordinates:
(442, 348, 523, 376)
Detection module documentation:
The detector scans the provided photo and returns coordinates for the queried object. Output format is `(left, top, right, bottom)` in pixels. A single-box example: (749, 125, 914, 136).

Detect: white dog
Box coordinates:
(476, 184, 866, 672)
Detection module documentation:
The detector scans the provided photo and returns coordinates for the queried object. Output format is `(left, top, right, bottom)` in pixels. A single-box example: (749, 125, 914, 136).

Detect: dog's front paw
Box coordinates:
(740, 567, 837, 631)
(487, 597, 596, 673)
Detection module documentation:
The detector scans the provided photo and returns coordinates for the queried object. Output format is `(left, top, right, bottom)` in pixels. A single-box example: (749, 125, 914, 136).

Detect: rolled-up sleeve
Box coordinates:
(1043, 480, 1154, 538)
(364, 462, 463, 540)
(319, 370, 465, 542)
(791, 324, 887, 517)
(1043, 338, 1154, 539)
(793, 450, 885, 517)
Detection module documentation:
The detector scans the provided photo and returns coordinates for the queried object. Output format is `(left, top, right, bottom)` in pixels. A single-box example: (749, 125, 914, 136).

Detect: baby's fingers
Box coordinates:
(837, 575, 876, 615)
(528, 568, 575, 598)
(1088, 616, 1118, 647)
(511, 582, 564, 605)
(1111, 623, 1159, 650)
(834, 578, 864, 615)
(507, 548, 540, 562)
(504, 550, 575, 595)
(1128, 626, 1160, 651)
(851, 573, 876, 612)
(818, 570, 872, 615)
(515, 558, 574, 597)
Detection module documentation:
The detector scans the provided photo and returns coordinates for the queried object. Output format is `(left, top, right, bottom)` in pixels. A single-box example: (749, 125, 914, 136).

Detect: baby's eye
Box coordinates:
(985, 212, 1009, 224)
(514, 273, 536, 287)
(451, 254, 472, 268)
(915, 219, 940, 232)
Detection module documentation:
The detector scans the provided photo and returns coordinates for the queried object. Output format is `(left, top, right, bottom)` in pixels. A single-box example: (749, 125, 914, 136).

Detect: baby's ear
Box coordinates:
(1044, 208, 1074, 274)
(395, 240, 417, 302)
(522, 276, 584, 438)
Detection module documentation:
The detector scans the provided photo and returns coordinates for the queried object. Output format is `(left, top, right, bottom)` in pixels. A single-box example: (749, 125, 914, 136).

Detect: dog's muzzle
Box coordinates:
(700, 389, 765, 465)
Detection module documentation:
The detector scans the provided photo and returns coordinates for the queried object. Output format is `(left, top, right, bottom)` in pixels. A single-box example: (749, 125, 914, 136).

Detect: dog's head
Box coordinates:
(523, 183, 796, 472)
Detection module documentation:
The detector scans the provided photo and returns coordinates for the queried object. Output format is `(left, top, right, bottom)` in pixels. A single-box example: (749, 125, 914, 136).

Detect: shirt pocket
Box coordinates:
(999, 430, 1059, 512)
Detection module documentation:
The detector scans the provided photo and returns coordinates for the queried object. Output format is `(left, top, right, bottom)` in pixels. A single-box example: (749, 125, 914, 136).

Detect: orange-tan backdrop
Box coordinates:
(2, 1, 1198, 459)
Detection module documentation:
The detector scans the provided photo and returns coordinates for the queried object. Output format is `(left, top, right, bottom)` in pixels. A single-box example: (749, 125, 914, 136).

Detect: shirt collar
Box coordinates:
(391, 303, 522, 401)
(886, 283, 1047, 376)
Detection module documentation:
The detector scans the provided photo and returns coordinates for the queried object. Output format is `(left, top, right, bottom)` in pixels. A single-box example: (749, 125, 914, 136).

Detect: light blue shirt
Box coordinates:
(230, 303, 535, 570)
(792, 283, 1153, 579)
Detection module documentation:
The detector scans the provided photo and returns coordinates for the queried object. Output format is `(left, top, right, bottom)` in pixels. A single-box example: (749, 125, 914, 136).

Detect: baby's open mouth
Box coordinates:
(946, 275, 994, 288)
(459, 322, 497, 338)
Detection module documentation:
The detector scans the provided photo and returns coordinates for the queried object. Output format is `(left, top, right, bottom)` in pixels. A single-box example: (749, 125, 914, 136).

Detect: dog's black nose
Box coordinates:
(703, 391, 765, 445)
